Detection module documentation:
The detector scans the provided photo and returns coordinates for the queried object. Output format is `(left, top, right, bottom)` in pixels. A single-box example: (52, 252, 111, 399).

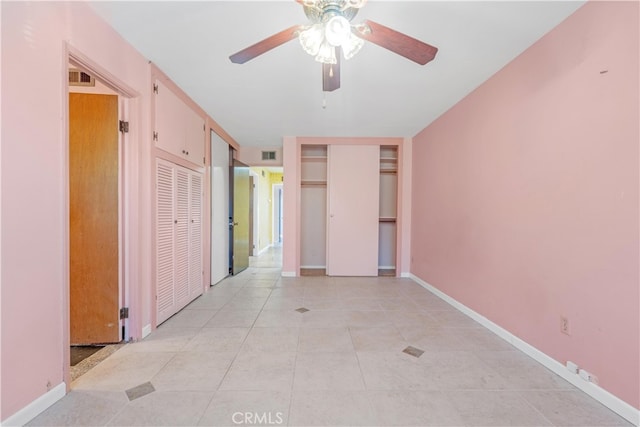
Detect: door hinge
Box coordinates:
(119, 120, 129, 133)
(153, 83, 159, 94)
(153, 131, 158, 141)
(119, 307, 129, 319)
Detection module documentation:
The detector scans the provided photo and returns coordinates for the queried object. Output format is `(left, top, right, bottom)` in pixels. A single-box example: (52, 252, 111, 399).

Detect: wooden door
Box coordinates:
(69, 93, 120, 344)
(327, 145, 380, 276)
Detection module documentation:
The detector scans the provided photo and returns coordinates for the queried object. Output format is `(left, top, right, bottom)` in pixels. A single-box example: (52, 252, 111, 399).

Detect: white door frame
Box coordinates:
(65, 44, 140, 385)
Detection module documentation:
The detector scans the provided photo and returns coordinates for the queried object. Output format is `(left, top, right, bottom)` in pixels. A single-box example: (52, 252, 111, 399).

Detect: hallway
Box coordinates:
(28, 246, 630, 426)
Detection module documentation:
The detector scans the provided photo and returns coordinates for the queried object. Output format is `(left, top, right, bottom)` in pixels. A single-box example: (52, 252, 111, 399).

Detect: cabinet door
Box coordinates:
(156, 161, 176, 324)
(185, 106, 205, 165)
(327, 145, 380, 276)
(154, 80, 185, 157)
(189, 172, 203, 299)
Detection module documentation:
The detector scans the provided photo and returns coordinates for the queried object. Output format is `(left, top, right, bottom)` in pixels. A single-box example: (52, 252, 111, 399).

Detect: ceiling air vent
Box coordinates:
(261, 151, 277, 161)
(69, 68, 95, 87)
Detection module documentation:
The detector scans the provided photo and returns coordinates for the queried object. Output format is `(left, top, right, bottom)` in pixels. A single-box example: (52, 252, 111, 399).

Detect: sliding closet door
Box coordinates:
(327, 145, 380, 276)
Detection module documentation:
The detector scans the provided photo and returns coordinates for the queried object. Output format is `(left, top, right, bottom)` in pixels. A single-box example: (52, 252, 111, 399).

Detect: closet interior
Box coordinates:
(299, 143, 398, 277)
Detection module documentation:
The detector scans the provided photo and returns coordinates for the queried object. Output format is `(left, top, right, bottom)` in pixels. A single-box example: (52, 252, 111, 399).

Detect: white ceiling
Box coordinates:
(89, 1, 585, 148)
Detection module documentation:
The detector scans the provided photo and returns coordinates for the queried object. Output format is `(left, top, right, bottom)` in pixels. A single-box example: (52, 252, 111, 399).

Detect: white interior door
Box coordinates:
(327, 144, 380, 276)
(210, 131, 229, 285)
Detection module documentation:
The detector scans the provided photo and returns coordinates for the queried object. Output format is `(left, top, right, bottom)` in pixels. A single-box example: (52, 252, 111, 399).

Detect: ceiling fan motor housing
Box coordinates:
(303, 1, 359, 24)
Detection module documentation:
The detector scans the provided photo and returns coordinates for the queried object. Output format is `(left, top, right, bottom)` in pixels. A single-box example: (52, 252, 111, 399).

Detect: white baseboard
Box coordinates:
(409, 273, 640, 426)
(1, 382, 66, 427)
(257, 245, 270, 256)
(281, 271, 296, 277)
(141, 324, 152, 339)
(400, 272, 411, 278)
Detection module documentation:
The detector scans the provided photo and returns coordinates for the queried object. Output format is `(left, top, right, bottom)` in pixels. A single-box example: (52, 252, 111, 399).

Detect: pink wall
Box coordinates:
(238, 146, 283, 167)
(1, 1, 150, 421)
(411, 1, 639, 409)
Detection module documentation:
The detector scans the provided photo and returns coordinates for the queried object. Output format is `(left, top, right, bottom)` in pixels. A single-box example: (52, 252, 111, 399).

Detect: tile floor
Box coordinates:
(29, 247, 632, 426)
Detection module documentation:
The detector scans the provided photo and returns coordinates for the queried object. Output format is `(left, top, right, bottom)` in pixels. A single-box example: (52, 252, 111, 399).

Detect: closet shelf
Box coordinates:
(301, 156, 328, 161)
(380, 169, 397, 174)
(380, 157, 398, 163)
(379, 217, 397, 222)
(301, 180, 327, 187)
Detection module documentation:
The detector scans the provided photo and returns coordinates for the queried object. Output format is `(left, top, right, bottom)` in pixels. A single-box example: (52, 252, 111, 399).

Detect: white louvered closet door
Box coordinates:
(174, 169, 190, 309)
(156, 159, 204, 325)
(189, 173, 203, 300)
(156, 161, 176, 324)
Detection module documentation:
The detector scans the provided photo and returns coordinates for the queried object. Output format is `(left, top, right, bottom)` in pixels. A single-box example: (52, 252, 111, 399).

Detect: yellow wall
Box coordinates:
(250, 168, 283, 252)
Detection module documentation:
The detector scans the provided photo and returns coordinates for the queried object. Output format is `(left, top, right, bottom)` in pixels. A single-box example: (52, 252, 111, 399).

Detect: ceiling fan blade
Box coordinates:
(355, 20, 438, 65)
(322, 49, 341, 92)
(229, 25, 303, 64)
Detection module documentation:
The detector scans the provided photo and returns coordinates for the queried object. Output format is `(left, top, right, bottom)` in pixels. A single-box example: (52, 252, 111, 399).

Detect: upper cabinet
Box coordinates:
(154, 80, 205, 166)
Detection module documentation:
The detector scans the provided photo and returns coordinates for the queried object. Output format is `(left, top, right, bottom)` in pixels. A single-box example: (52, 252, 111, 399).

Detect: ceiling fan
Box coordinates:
(229, 0, 438, 92)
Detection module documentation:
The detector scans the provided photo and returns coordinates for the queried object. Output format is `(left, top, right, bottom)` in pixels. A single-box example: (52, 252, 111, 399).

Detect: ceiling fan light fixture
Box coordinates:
(341, 32, 364, 60)
(299, 24, 324, 56)
(345, 0, 367, 8)
(303, 0, 367, 11)
(325, 15, 351, 46)
(315, 40, 337, 64)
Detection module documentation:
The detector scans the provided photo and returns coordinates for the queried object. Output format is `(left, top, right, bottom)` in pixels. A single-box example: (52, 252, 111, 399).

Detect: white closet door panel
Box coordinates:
(156, 160, 175, 324)
(211, 131, 229, 285)
(175, 169, 190, 307)
(189, 173, 203, 299)
(327, 145, 380, 276)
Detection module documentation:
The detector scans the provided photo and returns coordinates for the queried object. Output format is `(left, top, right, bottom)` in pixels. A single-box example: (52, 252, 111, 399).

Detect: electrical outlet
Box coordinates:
(560, 316, 570, 335)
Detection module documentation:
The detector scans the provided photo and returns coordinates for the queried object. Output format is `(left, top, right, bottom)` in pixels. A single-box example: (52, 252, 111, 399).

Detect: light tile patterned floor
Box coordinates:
(28, 247, 632, 426)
